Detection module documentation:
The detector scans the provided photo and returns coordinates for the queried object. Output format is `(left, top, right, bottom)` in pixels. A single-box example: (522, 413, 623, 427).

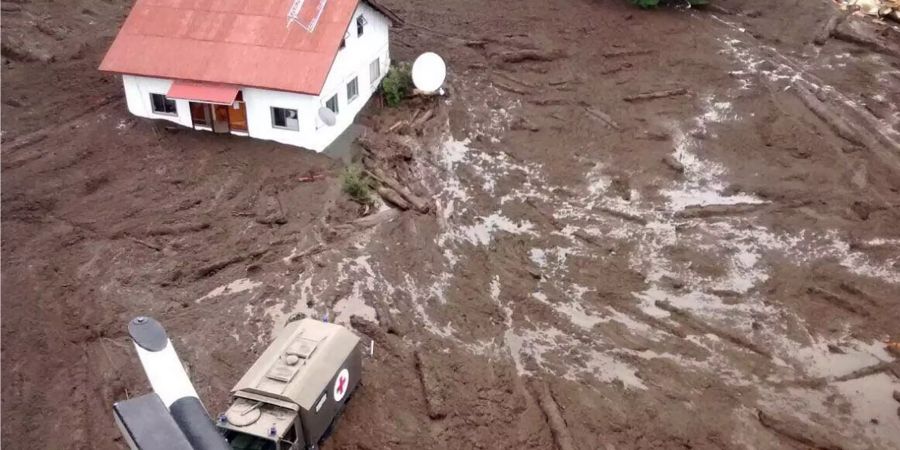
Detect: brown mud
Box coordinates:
(3, 0, 900, 449)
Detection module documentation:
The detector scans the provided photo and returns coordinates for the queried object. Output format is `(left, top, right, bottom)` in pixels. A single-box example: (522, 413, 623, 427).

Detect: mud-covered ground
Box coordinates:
(3, 0, 900, 449)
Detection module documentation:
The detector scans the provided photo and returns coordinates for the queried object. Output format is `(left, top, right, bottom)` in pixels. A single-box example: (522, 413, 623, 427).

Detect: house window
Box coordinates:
(271, 107, 299, 131)
(325, 94, 339, 115)
(369, 58, 380, 85)
(356, 15, 367, 37)
(150, 93, 177, 115)
(346, 77, 359, 102)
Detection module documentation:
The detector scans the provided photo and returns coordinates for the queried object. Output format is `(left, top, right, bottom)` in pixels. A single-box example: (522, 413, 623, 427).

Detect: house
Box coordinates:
(100, 0, 401, 152)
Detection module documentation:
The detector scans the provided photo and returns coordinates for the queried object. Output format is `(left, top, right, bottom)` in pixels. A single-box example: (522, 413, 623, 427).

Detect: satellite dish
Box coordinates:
(412, 52, 446, 94)
(318, 106, 336, 127)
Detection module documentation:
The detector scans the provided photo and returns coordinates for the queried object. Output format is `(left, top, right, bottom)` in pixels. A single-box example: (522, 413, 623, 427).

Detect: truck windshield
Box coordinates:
(223, 430, 276, 450)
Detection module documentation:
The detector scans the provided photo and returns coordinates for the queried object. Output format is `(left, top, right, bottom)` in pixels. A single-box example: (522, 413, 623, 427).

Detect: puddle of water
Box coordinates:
(776, 338, 894, 379)
(834, 373, 900, 447)
(454, 213, 536, 246)
(571, 348, 647, 390)
(196, 278, 261, 303)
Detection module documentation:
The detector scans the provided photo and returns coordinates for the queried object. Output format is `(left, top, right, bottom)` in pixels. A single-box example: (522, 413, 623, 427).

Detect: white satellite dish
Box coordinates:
(411, 52, 446, 94)
(318, 106, 336, 127)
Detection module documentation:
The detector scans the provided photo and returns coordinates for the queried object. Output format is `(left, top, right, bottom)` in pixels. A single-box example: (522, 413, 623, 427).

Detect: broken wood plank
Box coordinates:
(126, 235, 162, 252)
(387, 120, 408, 133)
(287, 243, 325, 263)
(411, 108, 434, 129)
(624, 88, 689, 103)
(584, 106, 621, 130)
(532, 380, 576, 450)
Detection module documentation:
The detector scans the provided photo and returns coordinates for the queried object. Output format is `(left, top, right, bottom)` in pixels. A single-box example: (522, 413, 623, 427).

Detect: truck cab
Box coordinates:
(217, 319, 362, 450)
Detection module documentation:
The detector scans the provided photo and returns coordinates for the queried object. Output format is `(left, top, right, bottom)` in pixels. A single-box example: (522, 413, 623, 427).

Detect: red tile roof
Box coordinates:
(99, 0, 397, 95)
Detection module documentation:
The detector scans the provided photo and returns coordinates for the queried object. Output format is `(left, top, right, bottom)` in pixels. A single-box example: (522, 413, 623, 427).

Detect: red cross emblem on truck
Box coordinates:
(336, 375, 346, 396)
(333, 368, 350, 402)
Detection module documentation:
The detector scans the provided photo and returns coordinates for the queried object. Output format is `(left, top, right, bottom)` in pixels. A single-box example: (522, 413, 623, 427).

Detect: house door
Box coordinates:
(227, 101, 248, 133)
(212, 105, 230, 133)
(190, 102, 212, 130)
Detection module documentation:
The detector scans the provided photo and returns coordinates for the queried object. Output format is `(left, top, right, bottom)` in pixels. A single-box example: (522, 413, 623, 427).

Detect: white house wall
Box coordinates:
(122, 75, 193, 128)
(119, 2, 392, 152)
(312, 1, 391, 149)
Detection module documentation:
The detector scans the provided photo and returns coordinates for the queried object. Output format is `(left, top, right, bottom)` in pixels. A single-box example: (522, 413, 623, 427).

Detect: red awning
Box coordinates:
(167, 80, 240, 105)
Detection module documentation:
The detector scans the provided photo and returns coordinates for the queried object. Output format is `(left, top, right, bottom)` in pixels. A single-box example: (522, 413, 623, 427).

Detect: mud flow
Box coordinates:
(3, 0, 900, 449)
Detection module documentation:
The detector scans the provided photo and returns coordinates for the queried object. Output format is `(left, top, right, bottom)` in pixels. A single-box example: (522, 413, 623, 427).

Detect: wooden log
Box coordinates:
(624, 88, 688, 103)
(415, 351, 447, 419)
(662, 155, 685, 173)
(833, 361, 897, 382)
(596, 206, 647, 225)
(195, 248, 267, 280)
(813, 11, 846, 46)
(375, 186, 410, 210)
(807, 286, 869, 317)
(368, 168, 430, 214)
(143, 221, 210, 236)
(532, 380, 576, 450)
(655, 300, 771, 358)
(497, 49, 564, 64)
(675, 203, 766, 219)
(494, 71, 540, 88)
(756, 410, 843, 450)
(794, 85, 863, 146)
(493, 80, 530, 95)
(599, 63, 632, 75)
(601, 48, 653, 58)
(832, 22, 897, 56)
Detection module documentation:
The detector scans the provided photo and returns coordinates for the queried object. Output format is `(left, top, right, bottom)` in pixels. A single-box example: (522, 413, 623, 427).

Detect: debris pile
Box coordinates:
(837, 0, 900, 21)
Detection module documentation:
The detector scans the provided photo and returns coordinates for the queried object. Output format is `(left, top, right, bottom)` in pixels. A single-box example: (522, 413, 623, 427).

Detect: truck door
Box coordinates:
(280, 419, 302, 450)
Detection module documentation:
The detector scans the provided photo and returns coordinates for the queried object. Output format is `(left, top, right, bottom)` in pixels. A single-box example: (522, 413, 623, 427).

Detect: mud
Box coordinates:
(3, 0, 900, 449)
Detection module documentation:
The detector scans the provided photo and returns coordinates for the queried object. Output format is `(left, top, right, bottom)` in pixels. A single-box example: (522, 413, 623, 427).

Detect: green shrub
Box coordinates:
(341, 166, 372, 204)
(381, 63, 413, 107)
(631, 0, 708, 8)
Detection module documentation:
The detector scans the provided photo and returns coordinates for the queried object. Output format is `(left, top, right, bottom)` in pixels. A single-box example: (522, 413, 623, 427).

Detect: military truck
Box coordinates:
(217, 318, 362, 450)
